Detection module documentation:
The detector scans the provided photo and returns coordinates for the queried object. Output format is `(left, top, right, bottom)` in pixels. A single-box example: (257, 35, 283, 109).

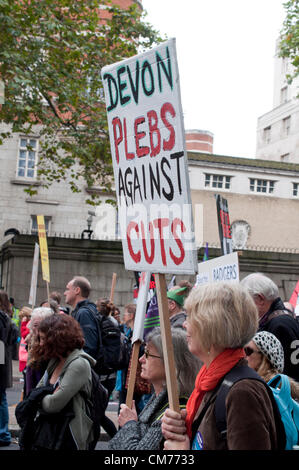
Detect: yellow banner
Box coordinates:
(37, 215, 50, 283)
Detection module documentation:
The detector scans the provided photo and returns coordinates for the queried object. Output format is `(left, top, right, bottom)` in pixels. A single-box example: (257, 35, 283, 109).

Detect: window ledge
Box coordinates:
(11, 178, 41, 187)
(26, 198, 59, 205)
(85, 186, 116, 197)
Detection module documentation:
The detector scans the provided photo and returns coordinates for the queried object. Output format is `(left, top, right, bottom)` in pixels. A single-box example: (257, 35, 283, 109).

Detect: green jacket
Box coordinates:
(37, 349, 96, 450)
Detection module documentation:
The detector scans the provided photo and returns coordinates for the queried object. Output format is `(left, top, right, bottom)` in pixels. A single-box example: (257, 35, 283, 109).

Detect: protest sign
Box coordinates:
(195, 251, 239, 287)
(215, 194, 233, 255)
(28, 242, 40, 308)
(37, 215, 50, 299)
(101, 38, 197, 275)
(102, 39, 195, 413)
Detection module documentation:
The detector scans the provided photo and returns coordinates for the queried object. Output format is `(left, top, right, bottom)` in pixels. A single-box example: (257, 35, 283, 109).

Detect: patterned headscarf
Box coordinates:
(253, 331, 284, 373)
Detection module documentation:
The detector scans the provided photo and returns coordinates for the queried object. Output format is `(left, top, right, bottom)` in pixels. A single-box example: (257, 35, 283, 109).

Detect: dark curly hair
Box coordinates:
(31, 314, 85, 360)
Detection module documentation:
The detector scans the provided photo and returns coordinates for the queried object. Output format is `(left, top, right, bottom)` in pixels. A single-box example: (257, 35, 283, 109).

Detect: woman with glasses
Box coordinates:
(245, 331, 299, 400)
(108, 327, 201, 450)
(161, 282, 283, 450)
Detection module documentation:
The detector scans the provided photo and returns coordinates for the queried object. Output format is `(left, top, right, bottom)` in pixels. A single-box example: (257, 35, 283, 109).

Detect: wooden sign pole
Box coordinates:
(110, 273, 117, 302)
(155, 273, 180, 413)
(46, 281, 50, 304)
(125, 339, 141, 408)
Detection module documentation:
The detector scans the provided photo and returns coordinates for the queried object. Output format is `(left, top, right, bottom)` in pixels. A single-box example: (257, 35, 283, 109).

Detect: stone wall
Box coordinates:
(1, 235, 299, 313)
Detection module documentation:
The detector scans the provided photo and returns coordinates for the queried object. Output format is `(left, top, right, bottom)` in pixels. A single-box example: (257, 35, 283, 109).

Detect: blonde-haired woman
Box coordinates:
(162, 282, 282, 450)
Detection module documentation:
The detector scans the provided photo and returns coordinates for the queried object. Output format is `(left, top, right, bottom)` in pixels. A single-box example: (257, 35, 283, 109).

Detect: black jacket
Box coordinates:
(15, 385, 76, 450)
(71, 300, 99, 360)
(0, 310, 19, 392)
(259, 298, 299, 382)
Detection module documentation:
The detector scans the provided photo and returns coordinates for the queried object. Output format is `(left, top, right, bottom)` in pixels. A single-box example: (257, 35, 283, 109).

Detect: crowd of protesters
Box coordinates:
(0, 272, 298, 450)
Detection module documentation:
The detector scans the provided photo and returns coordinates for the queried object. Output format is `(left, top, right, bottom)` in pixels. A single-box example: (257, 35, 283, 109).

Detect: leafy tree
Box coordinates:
(279, 0, 299, 85)
(0, 0, 162, 204)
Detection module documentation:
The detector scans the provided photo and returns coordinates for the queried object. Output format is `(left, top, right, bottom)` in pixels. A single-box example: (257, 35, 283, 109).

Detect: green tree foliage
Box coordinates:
(0, 0, 162, 204)
(279, 0, 299, 85)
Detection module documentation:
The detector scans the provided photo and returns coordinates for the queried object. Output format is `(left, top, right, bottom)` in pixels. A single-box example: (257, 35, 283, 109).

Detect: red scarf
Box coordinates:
(185, 348, 245, 438)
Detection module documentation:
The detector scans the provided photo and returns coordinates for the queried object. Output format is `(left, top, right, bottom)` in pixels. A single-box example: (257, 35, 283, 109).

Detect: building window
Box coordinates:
(293, 183, 299, 197)
(17, 138, 38, 178)
(280, 86, 288, 104)
(263, 126, 271, 143)
(283, 116, 291, 136)
(31, 215, 51, 235)
(249, 178, 275, 194)
(204, 174, 231, 190)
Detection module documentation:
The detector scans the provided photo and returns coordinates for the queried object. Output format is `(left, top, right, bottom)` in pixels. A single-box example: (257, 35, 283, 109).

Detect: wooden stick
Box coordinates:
(155, 273, 180, 413)
(46, 281, 50, 304)
(110, 273, 117, 302)
(126, 340, 141, 409)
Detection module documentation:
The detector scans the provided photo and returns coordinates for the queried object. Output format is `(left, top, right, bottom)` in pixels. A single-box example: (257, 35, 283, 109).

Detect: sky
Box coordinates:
(141, 0, 287, 158)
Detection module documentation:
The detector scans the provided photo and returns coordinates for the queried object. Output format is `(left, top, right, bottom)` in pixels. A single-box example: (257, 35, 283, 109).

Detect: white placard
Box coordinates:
(132, 271, 151, 344)
(195, 252, 239, 287)
(101, 38, 197, 274)
(29, 243, 40, 307)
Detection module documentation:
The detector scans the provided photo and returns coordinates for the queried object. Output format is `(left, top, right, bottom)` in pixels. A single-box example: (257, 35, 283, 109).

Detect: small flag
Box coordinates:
(37, 215, 50, 283)
(203, 242, 209, 262)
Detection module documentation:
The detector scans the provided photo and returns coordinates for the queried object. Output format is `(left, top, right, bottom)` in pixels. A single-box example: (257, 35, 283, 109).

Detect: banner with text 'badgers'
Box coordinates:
(101, 39, 197, 274)
(195, 251, 239, 287)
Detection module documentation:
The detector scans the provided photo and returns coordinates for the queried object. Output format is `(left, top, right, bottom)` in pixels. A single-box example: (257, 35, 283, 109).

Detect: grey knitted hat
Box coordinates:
(253, 331, 284, 373)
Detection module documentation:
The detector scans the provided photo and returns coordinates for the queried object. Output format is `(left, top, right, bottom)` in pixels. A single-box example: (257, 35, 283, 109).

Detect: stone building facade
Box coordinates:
(188, 152, 299, 252)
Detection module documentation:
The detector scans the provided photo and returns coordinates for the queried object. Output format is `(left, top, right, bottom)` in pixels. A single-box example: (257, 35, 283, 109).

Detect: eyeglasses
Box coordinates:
(144, 349, 161, 360)
(244, 346, 260, 357)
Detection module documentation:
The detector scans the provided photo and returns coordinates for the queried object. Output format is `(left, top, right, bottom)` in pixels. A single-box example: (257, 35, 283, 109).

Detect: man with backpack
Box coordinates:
(64, 276, 100, 360)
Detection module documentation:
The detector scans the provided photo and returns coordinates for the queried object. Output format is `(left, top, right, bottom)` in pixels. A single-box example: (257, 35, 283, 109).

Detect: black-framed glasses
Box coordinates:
(244, 346, 260, 357)
(144, 349, 161, 359)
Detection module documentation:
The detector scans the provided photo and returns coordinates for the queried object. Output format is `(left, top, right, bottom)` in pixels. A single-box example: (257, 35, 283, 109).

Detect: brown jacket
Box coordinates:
(193, 376, 278, 450)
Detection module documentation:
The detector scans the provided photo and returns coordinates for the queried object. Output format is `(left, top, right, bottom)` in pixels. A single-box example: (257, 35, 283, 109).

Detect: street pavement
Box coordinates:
(1, 360, 119, 451)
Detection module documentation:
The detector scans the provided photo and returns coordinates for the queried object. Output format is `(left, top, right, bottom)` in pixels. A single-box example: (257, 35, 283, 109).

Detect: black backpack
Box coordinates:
(191, 363, 286, 450)
(94, 314, 131, 376)
(81, 368, 109, 450)
(118, 329, 132, 371)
